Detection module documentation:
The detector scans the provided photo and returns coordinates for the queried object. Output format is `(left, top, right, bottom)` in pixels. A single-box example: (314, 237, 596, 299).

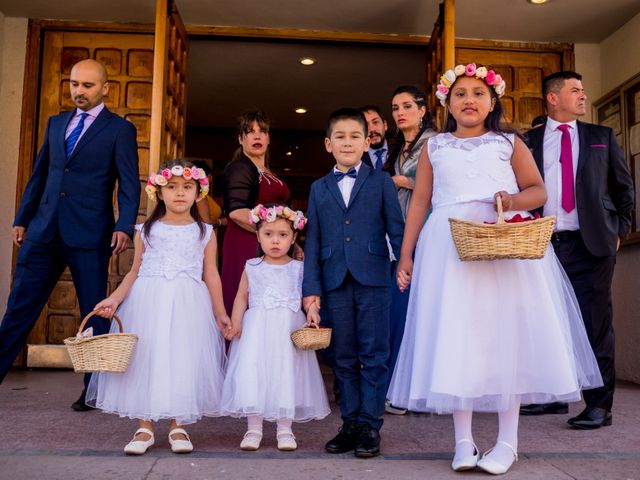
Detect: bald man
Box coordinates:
(0, 60, 140, 410)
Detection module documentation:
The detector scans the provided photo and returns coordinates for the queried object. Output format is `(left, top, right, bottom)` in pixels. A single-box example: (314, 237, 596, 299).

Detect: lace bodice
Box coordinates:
(245, 259, 303, 312)
(136, 222, 213, 281)
(428, 132, 520, 209)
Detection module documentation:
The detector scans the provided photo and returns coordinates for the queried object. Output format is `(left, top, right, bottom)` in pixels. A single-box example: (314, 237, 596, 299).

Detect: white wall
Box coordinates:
(574, 43, 601, 123)
(0, 16, 28, 310)
(599, 12, 640, 94)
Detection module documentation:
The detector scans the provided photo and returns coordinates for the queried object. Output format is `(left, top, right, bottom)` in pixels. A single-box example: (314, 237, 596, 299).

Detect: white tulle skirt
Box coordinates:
(221, 306, 330, 422)
(86, 274, 226, 425)
(387, 201, 603, 414)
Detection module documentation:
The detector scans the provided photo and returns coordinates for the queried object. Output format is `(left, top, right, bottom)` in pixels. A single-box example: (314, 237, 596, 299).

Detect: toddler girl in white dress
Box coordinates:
(88, 159, 230, 455)
(221, 204, 330, 451)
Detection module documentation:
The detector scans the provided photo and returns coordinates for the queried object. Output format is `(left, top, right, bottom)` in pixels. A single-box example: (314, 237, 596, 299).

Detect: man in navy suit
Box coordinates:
(303, 108, 404, 457)
(521, 71, 634, 429)
(0, 60, 140, 410)
(358, 105, 390, 171)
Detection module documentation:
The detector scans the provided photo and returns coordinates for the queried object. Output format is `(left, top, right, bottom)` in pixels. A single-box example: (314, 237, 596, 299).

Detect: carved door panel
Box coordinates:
(456, 45, 570, 130)
(23, 30, 154, 367)
(149, 0, 188, 175)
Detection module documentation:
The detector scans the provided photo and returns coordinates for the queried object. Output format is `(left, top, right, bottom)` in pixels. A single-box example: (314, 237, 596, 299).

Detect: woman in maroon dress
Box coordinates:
(221, 111, 291, 314)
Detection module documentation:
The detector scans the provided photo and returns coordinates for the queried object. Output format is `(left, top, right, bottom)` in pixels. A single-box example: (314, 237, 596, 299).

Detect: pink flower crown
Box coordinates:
(145, 165, 209, 201)
(435, 63, 506, 106)
(249, 204, 307, 230)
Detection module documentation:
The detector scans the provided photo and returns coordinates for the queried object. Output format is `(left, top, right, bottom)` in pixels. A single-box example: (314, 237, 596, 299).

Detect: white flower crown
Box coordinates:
(435, 63, 506, 107)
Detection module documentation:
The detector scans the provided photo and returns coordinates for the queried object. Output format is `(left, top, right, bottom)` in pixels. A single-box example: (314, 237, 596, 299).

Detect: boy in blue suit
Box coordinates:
(303, 108, 404, 457)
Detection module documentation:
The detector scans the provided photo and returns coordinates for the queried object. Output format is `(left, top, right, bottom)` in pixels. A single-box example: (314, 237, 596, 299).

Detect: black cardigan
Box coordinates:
(222, 153, 260, 214)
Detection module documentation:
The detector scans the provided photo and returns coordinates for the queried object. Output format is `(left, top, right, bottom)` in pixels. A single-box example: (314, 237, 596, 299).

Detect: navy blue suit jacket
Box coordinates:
(302, 163, 404, 296)
(14, 107, 140, 249)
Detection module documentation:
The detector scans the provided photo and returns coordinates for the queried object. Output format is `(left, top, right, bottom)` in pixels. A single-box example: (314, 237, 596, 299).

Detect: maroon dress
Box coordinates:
(221, 159, 290, 314)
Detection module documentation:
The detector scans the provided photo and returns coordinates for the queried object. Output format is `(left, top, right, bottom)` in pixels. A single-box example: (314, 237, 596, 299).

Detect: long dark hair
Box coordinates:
(443, 73, 518, 138)
(385, 85, 436, 173)
(232, 110, 271, 168)
(255, 203, 297, 258)
(143, 158, 206, 242)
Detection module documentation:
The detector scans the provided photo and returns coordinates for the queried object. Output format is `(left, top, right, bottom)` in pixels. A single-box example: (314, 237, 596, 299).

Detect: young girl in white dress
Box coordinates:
(87, 159, 229, 455)
(221, 204, 330, 451)
(388, 64, 602, 475)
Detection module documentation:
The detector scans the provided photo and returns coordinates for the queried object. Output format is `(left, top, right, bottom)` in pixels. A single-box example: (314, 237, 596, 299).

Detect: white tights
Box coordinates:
(247, 416, 293, 436)
(453, 399, 520, 465)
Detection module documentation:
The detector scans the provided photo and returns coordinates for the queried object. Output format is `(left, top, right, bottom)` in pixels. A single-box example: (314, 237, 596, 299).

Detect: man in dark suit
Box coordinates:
(0, 60, 140, 410)
(358, 105, 390, 171)
(303, 108, 404, 457)
(521, 71, 634, 429)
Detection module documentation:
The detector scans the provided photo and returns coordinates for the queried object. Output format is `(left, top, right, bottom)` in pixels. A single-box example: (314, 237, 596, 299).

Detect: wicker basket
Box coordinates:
(449, 196, 556, 261)
(64, 311, 138, 373)
(291, 325, 332, 350)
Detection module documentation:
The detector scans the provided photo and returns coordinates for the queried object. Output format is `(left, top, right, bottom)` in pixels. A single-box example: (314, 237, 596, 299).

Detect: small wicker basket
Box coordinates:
(449, 196, 556, 261)
(64, 311, 138, 373)
(291, 325, 332, 350)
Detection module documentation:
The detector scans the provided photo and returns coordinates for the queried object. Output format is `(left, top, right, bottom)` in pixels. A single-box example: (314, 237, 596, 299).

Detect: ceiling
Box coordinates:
(1, 0, 639, 129)
(1, 0, 639, 42)
(187, 40, 426, 128)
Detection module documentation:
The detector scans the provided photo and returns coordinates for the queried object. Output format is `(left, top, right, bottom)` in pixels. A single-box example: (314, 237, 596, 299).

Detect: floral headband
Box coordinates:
(249, 204, 307, 230)
(145, 165, 209, 201)
(435, 63, 506, 107)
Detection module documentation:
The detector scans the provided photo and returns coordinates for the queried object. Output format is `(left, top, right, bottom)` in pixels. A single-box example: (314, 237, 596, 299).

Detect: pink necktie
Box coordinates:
(558, 124, 575, 213)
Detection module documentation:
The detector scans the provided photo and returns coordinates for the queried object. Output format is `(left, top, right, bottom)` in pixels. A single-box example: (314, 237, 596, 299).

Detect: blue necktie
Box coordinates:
(374, 149, 385, 170)
(334, 167, 357, 182)
(65, 112, 89, 158)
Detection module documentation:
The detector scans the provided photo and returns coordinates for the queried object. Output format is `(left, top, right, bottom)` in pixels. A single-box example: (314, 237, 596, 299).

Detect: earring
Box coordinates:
(419, 117, 423, 130)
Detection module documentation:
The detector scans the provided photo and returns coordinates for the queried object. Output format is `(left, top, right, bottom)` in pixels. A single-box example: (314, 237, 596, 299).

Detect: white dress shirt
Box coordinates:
(65, 103, 106, 147)
(333, 162, 362, 207)
(542, 117, 580, 231)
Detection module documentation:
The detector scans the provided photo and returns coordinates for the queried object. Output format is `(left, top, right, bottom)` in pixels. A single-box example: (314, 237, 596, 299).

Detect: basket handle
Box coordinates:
(496, 195, 505, 224)
(77, 310, 123, 335)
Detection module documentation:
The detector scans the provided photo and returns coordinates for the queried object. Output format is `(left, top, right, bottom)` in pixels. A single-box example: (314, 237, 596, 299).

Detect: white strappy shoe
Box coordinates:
(451, 438, 479, 471)
(477, 440, 518, 475)
(168, 428, 193, 453)
(240, 430, 263, 451)
(124, 428, 155, 455)
(277, 432, 298, 451)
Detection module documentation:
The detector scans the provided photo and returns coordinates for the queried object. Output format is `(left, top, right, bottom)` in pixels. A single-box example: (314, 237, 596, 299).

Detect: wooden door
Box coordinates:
(22, 30, 154, 368)
(149, 0, 188, 175)
(456, 41, 573, 130)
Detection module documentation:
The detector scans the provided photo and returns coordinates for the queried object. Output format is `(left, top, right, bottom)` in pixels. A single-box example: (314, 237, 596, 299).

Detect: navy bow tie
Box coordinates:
(334, 167, 357, 182)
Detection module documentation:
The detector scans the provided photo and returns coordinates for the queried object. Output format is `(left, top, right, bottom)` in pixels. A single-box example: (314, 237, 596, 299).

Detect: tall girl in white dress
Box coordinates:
(388, 64, 602, 475)
(221, 204, 330, 452)
(88, 159, 230, 455)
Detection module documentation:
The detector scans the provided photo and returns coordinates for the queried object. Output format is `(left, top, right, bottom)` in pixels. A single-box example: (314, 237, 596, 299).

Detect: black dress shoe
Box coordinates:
(325, 422, 361, 453)
(568, 407, 612, 430)
(354, 424, 380, 458)
(71, 390, 95, 412)
(520, 402, 568, 416)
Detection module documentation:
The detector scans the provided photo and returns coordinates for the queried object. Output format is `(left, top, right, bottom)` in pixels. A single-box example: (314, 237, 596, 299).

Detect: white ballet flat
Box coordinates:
(168, 428, 193, 453)
(477, 440, 518, 475)
(240, 430, 263, 451)
(124, 428, 155, 455)
(277, 432, 298, 451)
(451, 438, 479, 471)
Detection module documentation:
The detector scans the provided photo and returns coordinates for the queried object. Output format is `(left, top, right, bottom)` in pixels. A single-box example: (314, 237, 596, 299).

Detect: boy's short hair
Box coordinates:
(358, 104, 385, 123)
(326, 108, 368, 138)
(542, 71, 582, 97)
